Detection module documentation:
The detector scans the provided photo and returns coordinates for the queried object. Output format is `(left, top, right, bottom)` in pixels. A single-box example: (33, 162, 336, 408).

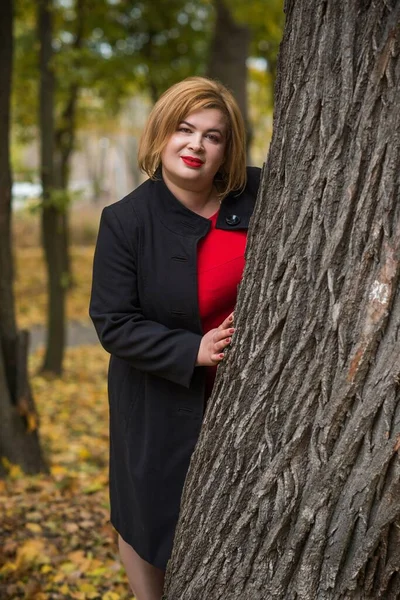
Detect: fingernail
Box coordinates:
(229, 328, 235, 334)
(219, 354, 224, 359)
(226, 338, 231, 344)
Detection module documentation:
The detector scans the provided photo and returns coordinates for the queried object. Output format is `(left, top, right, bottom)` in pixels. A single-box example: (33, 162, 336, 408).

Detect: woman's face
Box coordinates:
(161, 108, 227, 191)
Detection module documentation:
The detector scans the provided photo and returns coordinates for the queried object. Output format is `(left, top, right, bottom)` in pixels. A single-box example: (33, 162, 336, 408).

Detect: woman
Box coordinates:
(89, 76, 261, 599)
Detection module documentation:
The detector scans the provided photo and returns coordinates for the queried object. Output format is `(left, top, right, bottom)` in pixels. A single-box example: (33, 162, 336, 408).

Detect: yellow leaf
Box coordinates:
(60, 584, 72, 595)
(40, 564, 53, 574)
(27, 411, 38, 432)
(78, 447, 91, 459)
(102, 592, 120, 600)
(87, 566, 108, 578)
(26, 522, 42, 533)
(0, 561, 17, 576)
(15, 539, 47, 571)
(1, 456, 23, 479)
(1, 456, 12, 470)
(9, 463, 23, 479)
(79, 582, 98, 596)
(83, 481, 105, 494)
(51, 464, 68, 476)
(60, 561, 76, 574)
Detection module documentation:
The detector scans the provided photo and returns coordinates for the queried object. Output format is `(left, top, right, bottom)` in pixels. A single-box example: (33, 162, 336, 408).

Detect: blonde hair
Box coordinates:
(138, 77, 247, 198)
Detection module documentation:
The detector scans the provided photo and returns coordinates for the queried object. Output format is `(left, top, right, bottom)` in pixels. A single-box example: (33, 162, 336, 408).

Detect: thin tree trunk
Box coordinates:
(141, 29, 163, 104)
(207, 0, 252, 151)
(54, 0, 85, 288)
(0, 0, 17, 386)
(164, 1, 400, 598)
(0, 0, 47, 475)
(38, 0, 66, 375)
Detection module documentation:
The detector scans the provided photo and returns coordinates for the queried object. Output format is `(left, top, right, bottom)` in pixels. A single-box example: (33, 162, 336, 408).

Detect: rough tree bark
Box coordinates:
(0, 0, 47, 475)
(38, 0, 66, 375)
(164, 1, 400, 599)
(207, 0, 252, 148)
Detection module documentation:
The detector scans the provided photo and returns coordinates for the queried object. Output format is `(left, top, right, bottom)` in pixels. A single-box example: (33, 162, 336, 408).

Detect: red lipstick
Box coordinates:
(181, 156, 204, 168)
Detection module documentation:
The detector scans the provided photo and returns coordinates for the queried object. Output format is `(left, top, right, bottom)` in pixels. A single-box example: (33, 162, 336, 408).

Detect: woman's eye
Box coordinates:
(206, 134, 220, 143)
(178, 127, 191, 133)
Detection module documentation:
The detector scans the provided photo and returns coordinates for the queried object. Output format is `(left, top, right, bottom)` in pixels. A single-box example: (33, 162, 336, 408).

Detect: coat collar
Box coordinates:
(151, 167, 258, 238)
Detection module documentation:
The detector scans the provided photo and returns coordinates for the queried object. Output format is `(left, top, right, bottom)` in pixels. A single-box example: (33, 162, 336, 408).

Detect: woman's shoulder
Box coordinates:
(109, 178, 154, 211)
(102, 178, 155, 224)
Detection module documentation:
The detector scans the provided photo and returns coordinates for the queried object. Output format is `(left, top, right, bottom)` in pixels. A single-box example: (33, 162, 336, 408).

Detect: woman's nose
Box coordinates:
(188, 134, 203, 152)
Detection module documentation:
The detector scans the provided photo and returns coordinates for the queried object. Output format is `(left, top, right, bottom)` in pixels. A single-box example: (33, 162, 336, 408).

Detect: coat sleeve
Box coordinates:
(89, 205, 202, 388)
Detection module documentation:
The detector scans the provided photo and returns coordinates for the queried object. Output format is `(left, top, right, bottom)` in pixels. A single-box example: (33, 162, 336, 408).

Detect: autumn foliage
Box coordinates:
(0, 346, 133, 599)
(1, 232, 132, 598)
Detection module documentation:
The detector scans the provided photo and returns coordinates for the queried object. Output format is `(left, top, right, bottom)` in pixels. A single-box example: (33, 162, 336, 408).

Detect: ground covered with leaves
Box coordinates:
(0, 346, 133, 600)
(15, 247, 95, 330)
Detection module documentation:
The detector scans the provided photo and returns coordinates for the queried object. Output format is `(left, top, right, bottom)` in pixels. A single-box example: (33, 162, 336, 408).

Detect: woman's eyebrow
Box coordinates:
(180, 120, 223, 135)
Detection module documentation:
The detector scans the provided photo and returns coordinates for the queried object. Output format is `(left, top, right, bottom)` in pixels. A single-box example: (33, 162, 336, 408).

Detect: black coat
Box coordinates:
(89, 166, 261, 569)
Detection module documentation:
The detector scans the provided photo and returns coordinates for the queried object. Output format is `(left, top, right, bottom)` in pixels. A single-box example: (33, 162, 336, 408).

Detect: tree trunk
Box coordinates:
(0, 0, 47, 476)
(38, 0, 66, 375)
(54, 0, 85, 288)
(207, 0, 251, 150)
(164, 1, 400, 599)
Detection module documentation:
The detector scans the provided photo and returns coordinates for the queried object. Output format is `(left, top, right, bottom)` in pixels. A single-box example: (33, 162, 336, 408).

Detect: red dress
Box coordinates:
(197, 210, 248, 398)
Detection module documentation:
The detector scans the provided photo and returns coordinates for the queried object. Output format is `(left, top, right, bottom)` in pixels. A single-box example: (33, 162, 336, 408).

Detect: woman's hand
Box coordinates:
(196, 313, 235, 366)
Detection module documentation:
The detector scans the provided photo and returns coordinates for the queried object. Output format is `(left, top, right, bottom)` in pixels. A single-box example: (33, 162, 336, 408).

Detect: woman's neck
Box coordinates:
(162, 170, 220, 218)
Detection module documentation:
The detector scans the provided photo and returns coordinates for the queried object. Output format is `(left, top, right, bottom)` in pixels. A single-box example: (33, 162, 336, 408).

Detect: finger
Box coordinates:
(214, 327, 235, 343)
(218, 313, 234, 330)
(210, 352, 225, 363)
(215, 337, 231, 351)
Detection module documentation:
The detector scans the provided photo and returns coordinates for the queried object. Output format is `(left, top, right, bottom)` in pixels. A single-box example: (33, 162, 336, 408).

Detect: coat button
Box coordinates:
(225, 214, 241, 226)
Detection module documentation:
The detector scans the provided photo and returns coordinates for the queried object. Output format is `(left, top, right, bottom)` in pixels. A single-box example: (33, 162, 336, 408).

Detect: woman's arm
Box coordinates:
(89, 205, 202, 388)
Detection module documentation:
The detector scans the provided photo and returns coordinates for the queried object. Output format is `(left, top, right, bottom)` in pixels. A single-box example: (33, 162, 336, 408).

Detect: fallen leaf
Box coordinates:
(25, 523, 42, 533)
(102, 592, 121, 600)
(1, 344, 131, 598)
(15, 539, 48, 571)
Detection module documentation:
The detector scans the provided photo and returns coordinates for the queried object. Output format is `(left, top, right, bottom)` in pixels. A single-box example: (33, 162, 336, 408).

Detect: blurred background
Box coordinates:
(1, 0, 284, 598)
(12, 0, 284, 347)
(13, 0, 283, 217)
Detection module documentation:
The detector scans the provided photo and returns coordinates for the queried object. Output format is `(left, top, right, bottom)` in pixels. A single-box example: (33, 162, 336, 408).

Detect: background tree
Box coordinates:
(207, 0, 251, 144)
(38, 0, 67, 375)
(164, 1, 400, 598)
(37, 0, 96, 374)
(106, 0, 212, 103)
(207, 0, 284, 158)
(240, 0, 285, 87)
(14, 0, 215, 375)
(0, 0, 47, 475)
